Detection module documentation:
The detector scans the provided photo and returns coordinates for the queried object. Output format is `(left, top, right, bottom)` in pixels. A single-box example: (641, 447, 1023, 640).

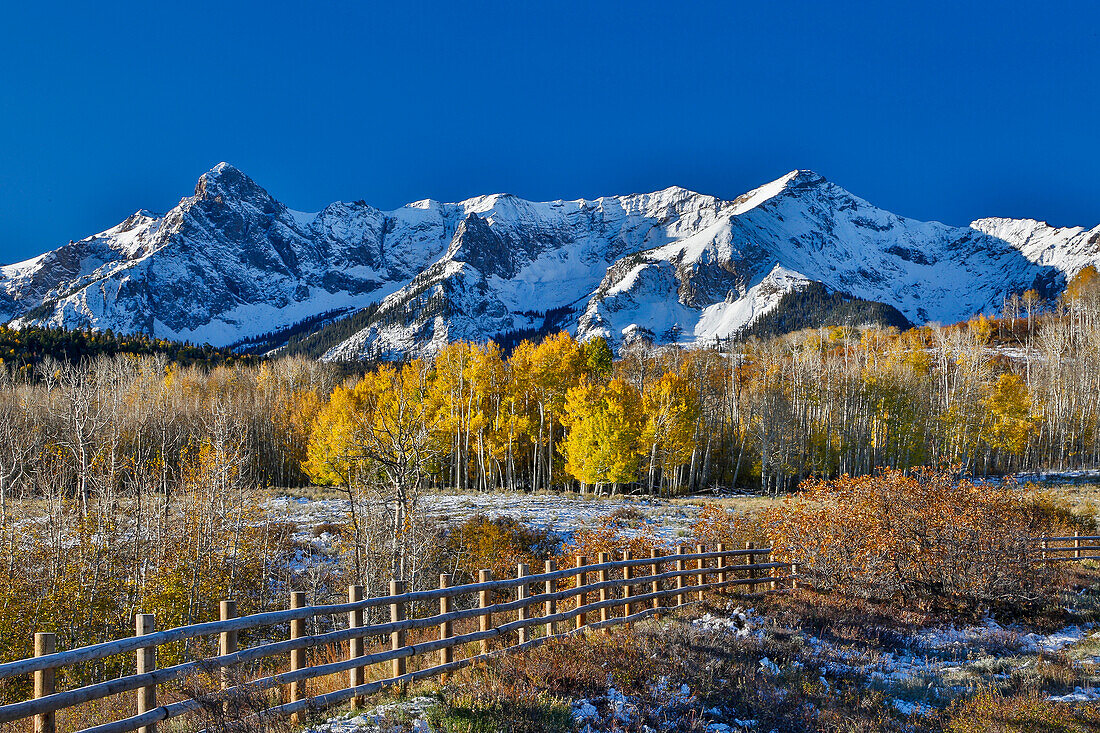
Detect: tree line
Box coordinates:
(304, 267, 1100, 501)
(1, 269, 1098, 516)
(1, 267, 1099, 681)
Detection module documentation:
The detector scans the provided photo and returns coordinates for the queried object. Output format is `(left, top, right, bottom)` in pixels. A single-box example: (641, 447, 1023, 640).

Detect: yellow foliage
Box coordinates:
(983, 373, 1039, 456)
(1064, 265, 1100, 303)
(561, 378, 644, 489)
(641, 370, 701, 492)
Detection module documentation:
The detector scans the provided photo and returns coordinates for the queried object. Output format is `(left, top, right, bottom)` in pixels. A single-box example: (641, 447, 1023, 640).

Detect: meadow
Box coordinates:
(4, 275, 1100, 730)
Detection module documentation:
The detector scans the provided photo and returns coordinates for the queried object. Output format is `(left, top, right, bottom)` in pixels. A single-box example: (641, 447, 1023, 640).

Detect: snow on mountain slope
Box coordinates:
(574, 171, 1069, 348)
(2, 164, 408, 343)
(0, 164, 1093, 358)
(970, 218, 1100, 280)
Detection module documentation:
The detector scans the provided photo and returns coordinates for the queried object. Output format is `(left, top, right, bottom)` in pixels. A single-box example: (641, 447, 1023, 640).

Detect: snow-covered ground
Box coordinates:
(271, 467, 1100, 552)
(304, 697, 436, 733)
(1014, 469, 1100, 484)
(300, 600, 1100, 732)
(805, 618, 1100, 705)
(269, 491, 710, 548)
(268, 491, 716, 578)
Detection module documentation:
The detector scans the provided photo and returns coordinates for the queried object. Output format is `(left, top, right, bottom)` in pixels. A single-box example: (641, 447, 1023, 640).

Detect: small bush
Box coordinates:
(606, 504, 647, 525)
(562, 513, 663, 568)
(426, 689, 572, 733)
(945, 689, 1100, 733)
(497, 632, 658, 696)
(766, 467, 1072, 613)
(180, 664, 301, 732)
(444, 515, 557, 586)
(690, 504, 768, 549)
(310, 521, 345, 537)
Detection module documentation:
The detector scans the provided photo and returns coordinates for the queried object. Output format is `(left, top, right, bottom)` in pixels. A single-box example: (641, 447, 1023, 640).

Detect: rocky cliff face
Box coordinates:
(1, 164, 1094, 358)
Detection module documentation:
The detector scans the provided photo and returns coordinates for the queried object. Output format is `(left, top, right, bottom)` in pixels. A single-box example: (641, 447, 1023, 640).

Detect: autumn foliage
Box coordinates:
(690, 504, 768, 550)
(766, 468, 1078, 611)
(562, 510, 664, 567)
(443, 515, 557, 585)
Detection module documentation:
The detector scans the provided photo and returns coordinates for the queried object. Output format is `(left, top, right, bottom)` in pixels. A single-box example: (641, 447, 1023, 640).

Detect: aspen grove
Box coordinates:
(0, 270, 1098, 681)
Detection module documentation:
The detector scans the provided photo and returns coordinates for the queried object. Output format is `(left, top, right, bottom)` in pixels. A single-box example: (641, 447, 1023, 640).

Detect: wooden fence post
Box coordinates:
(33, 632, 55, 733)
(622, 550, 633, 621)
(575, 556, 588, 630)
(478, 570, 492, 655)
(439, 574, 453, 682)
(675, 545, 686, 606)
(791, 563, 799, 590)
(696, 544, 707, 602)
(1041, 538, 1048, 562)
(517, 563, 530, 644)
(347, 586, 364, 708)
(135, 614, 156, 733)
(219, 601, 237, 693)
(544, 559, 557, 638)
(289, 591, 306, 724)
(1076, 531, 1082, 560)
(745, 542, 756, 593)
(717, 543, 727, 586)
(769, 549, 778, 591)
(598, 552, 610, 627)
(650, 549, 661, 610)
(390, 580, 407, 682)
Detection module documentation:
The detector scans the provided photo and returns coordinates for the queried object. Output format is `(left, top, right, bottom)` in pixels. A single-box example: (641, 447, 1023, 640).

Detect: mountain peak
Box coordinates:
(777, 169, 828, 188)
(3, 164, 1092, 356)
(728, 169, 828, 214)
(655, 185, 703, 197)
(193, 162, 274, 206)
(200, 161, 246, 183)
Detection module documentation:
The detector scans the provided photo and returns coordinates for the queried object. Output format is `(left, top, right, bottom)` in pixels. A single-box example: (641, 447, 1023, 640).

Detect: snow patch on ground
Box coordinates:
(692, 608, 758, 637)
(572, 678, 761, 733)
(268, 491, 709, 549)
(1050, 686, 1100, 702)
(303, 696, 435, 733)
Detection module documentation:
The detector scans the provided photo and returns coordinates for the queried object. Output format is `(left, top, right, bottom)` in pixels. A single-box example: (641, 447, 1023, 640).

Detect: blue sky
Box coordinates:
(0, 1, 1096, 263)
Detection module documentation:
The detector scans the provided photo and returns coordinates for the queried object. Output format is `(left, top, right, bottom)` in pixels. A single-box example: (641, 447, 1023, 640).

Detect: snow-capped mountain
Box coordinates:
(1, 164, 1095, 359)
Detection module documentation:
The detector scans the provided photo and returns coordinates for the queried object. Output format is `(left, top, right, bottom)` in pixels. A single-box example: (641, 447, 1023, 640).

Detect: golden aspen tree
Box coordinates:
(305, 360, 444, 579)
(561, 377, 644, 495)
(502, 339, 538, 491)
(642, 370, 700, 494)
(529, 332, 584, 490)
(431, 341, 476, 491)
(469, 342, 508, 491)
(983, 373, 1039, 459)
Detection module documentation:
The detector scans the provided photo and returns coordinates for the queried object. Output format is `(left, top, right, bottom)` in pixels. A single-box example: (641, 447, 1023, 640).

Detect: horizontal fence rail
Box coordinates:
(0, 544, 793, 733)
(1037, 532, 1100, 562)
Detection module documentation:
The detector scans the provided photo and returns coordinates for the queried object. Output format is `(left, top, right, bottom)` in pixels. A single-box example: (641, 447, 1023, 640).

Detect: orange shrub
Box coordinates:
(691, 504, 768, 550)
(562, 512, 664, 573)
(766, 467, 1076, 611)
(444, 515, 557, 586)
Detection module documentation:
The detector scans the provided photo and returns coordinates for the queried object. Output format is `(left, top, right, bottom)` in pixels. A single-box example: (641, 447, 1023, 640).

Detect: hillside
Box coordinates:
(1, 165, 1096, 359)
(0, 325, 255, 371)
(739, 283, 913, 340)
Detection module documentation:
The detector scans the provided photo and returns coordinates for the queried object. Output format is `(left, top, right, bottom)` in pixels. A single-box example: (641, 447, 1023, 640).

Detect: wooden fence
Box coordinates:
(1038, 532, 1100, 562)
(0, 543, 794, 733)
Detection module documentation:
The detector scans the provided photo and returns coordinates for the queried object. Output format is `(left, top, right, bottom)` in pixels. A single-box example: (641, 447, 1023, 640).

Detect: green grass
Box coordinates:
(424, 690, 572, 733)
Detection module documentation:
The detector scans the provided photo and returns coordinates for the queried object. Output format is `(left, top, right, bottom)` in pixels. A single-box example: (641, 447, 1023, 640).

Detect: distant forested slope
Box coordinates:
(0, 325, 257, 370)
(741, 283, 913, 340)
